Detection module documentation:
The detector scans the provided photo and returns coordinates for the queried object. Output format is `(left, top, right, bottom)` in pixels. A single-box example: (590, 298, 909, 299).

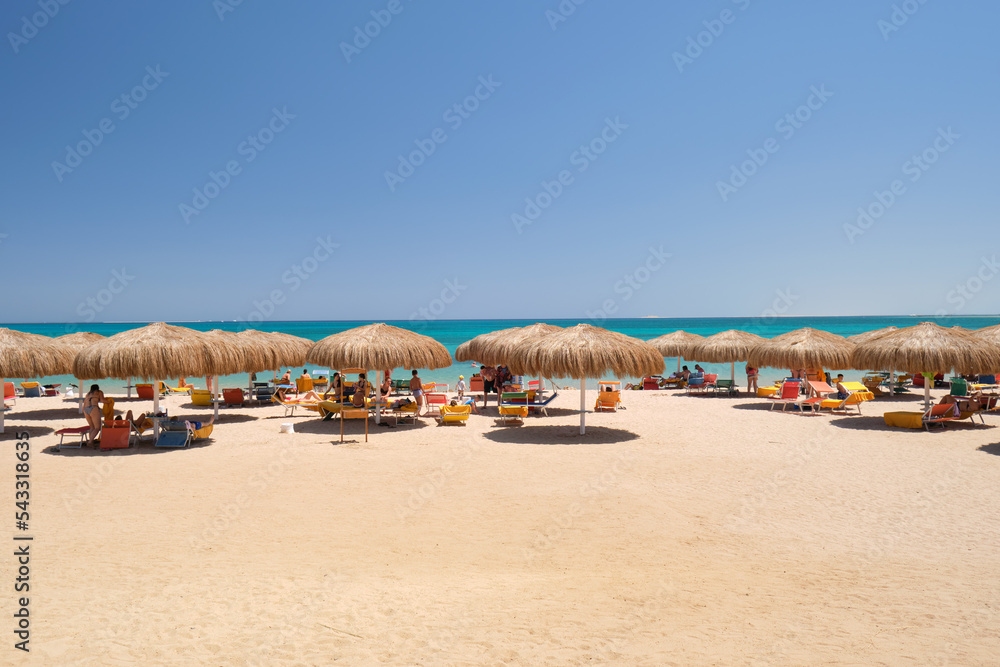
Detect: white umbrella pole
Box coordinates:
(78, 377, 84, 414)
(153, 379, 161, 439)
(580, 377, 586, 435)
(213, 376, 220, 420)
(923, 373, 931, 411)
(1, 376, 5, 434)
(890, 366, 895, 397)
(126, 376, 132, 399)
(731, 361, 735, 384)
(677, 357, 682, 372)
(375, 371, 381, 425)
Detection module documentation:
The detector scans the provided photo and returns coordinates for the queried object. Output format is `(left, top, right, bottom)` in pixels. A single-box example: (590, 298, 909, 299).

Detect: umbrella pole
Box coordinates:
(375, 370, 381, 425)
(922, 372, 932, 411)
(1, 376, 5, 434)
(126, 376, 132, 399)
(731, 361, 735, 384)
(339, 371, 344, 443)
(153, 379, 161, 439)
(213, 376, 220, 421)
(677, 357, 682, 373)
(580, 377, 586, 435)
(78, 377, 84, 414)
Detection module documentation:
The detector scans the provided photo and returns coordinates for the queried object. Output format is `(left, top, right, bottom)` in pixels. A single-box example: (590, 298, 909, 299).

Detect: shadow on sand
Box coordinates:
(977, 443, 1000, 456)
(483, 424, 639, 446)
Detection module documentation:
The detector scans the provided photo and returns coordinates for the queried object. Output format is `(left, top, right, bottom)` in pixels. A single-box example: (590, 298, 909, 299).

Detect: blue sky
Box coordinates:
(2, 0, 998, 324)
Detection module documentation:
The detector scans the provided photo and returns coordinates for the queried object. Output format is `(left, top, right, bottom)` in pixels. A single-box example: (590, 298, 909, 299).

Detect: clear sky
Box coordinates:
(2, 0, 998, 325)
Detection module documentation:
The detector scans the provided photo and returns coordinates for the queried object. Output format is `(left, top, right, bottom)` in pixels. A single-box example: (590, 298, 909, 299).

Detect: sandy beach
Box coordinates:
(6, 387, 1000, 665)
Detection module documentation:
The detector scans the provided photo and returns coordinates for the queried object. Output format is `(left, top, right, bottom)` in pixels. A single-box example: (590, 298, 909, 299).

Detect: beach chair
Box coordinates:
(713, 379, 739, 396)
(391, 378, 412, 394)
(135, 383, 155, 400)
(99, 419, 133, 451)
(424, 392, 448, 415)
(862, 375, 886, 396)
(922, 403, 985, 430)
(819, 388, 874, 415)
(20, 382, 43, 398)
(296, 377, 314, 394)
(499, 404, 528, 425)
(794, 381, 835, 413)
(949, 378, 969, 397)
(642, 377, 661, 391)
(222, 388, 245, 407)
(438, 404, 471, 425)
(159, 381, 191, 395)
(253, 384, 275, 404)
(389, 400, 419, 424)
(526, 391, 558, 416)
(155, 421, 192, 448)
(191, 389, 214, 406)
(272, 394, 321, 417)
(55, 426, 90, 449)
(4, 382, 15, 407)
(594, 390, 622, 412)
(767, 381, 801, 410)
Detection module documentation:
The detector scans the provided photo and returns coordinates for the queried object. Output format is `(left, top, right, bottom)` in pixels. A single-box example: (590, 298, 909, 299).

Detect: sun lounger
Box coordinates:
(222, 388, 245, 407)
(922, 403, 985, 429)
(438, 404, 471, 425)
(135, 384, 155, 400)
(594, 390, 621, 412)
(713, 379, 739, 396)
(55, 426, 90, 449)
(295, 377, 314, 394)
(20, 382, 43, 398)
(4, 382, 15, 407)
(642, 377, 661, 390)
(191, 389, 214, 406)
(819, 388, 874, 415)
(526, 391, 558, 415)
(793, 381, 835, 413)
(767, 381, 801, 410)
(155, 420, 192, 448)
(424, 392, 448, 415)
(159, 381, 191, 395)
(99, 419, 133, 450)
(499, 404, 528, 425)
(273, 395, 321, 417)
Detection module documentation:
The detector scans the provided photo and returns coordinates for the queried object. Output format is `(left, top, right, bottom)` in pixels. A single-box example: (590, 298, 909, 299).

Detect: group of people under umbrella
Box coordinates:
(2, 321, 1000, 438)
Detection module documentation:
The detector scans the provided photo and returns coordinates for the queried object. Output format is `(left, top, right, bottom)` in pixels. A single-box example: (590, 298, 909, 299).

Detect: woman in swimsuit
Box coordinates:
(83, 384, 104, 447)
(351, 374, 369, 408)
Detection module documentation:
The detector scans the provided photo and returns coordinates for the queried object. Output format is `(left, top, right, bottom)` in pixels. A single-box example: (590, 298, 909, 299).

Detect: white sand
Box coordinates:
(5, 386, 1000, 665)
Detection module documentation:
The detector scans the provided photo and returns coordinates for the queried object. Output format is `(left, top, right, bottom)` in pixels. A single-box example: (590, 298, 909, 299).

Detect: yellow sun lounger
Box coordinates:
(499, 404, 528, 425)
(191, 389, 214, 406)
(273, 395, 321, 417)
(438, 404, 471, 425)
(159, 381, 192, 395)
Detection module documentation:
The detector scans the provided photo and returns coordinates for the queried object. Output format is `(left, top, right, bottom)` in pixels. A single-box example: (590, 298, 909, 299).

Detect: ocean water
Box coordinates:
(5, 316, 998, 394)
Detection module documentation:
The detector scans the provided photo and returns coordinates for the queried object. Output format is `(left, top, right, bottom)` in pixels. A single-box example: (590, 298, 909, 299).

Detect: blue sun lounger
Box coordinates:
(155, 421, 192, 448)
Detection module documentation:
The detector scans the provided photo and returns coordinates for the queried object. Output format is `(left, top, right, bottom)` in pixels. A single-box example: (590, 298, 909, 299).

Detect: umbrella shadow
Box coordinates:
(977, 443, 1000, 456)
(289, 416, 431, 437)
(6, 407, 84, 421)
(1, 425, 55, 440)
(41, 437, 215, 457)
(483, 425, 639, 445)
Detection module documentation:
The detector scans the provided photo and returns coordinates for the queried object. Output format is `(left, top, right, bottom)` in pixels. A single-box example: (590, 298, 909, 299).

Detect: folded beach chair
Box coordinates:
(438, 404, 471, 425)
(767, 381, 801, 410)
(155, 420, 192, 448)
(424, 392, 448, 415)
(99, 419, 133, 451)
(713, 379, 739, 396)
(55, 426, 90, 449)
(594, 390, 622, 412)
(222, 388, 245, 407)
(20, 381, 43, 398)
(295, 377, 314, 394)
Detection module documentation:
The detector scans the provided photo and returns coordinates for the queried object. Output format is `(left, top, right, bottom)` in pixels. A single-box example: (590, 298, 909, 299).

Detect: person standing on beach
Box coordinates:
(745, 364, 758, 394)
(456, 375, 466, 399)
(410, 370, 425, 416)
(83, 384, 105, 447)
(480, 365, 496, 408)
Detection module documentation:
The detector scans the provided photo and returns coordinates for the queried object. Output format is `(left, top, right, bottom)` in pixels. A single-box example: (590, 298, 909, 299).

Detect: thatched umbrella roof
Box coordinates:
(0, 328, 75, 377)
(747, 328, 855, 371)
(306, 323, 451, 371)
(851, 322, 1000, 376)
(233, 330, 311, 370)
(846, 327, 898, 345)
(72, 322, 221, 381)
(456, 324, 562, 367)
(972, 324, 1000, 346)
(55, 331, 106, 351)
(688, 330, 767, 363)
(646, 330, 704, 358)
(512, 324, 665, 379)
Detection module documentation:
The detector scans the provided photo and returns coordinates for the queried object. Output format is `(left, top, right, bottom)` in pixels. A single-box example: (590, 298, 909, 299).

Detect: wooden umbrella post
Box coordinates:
(153, 378, 161, 439)
(579, 377, 586, 435)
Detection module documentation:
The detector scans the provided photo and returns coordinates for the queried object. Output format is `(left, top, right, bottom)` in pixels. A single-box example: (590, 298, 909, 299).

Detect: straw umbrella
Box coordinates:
(509, 324, 665, 434)
(646, 330, 704, 372)
(972, 324, 1000, 346)
(748, 328, 855, 373)
(0, 328, 75, 433)
(56, 332, 106, 412)
(306, 323, 452, 438)
(847, 327, 900, 391)
(73, 323, 226, 438)
(852, 322, 1000, 409)
(456, 323, 563, 395)
(688, 330, 767, 384)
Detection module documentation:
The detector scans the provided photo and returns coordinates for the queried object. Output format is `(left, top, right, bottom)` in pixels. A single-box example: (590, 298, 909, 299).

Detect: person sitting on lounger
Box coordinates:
(938, 392, 984, 415)
(300, 368, 311, 379)
(834, 374, 850, 400)
(351, 374, 369, 408)
(678, 366, 691, 381)
(450, 398, 480, 414)
(380, 370, 392, 397)
(123, 410, 151, 432)
(694, 364, 706, 375)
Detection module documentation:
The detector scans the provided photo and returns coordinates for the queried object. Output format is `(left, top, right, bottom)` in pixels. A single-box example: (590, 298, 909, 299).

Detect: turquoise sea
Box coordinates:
(5, 316, 999, 393)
